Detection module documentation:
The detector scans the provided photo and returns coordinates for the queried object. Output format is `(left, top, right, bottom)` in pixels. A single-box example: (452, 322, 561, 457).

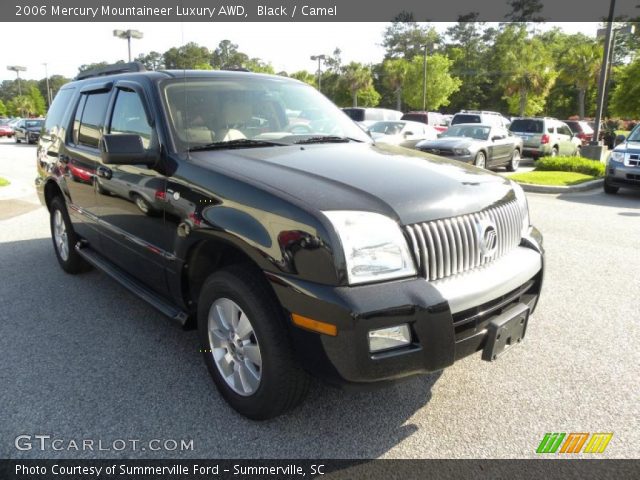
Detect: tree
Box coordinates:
(8, 96, 36, 117)
(610, 57, 640, 118)
(37, 75, 71, 104)
(382, 21, 440, 60)
(211, 40, 248, 69)
(135, 51, 164, 70)
(561, 41, 602, 118)
(289, 71, 316, 87)
(0, 99, 6, 117)
(402, 54, 461, 110)
(380, 58, 410, 110)
(163, 42, 211, 69)
(505, 0, 545, 22)
(339, 62, 380, 107)
(244, 58, 275, 74)
(28, 86, 46, 116)
(494, 25, 557, 116)
(78, 61, 124, 74)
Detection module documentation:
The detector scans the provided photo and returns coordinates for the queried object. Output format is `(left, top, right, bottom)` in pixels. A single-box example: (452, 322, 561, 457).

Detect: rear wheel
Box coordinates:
(49, 196, 91, 274)
(133, 194, 151, 215)
(551, 146, 559, 157)
(197, 265, 310, 420)
(474, 151, 486, 169)
(507, 149, 521, 172)
(15, 135, 20, 144)
(603, 181, 619, 195)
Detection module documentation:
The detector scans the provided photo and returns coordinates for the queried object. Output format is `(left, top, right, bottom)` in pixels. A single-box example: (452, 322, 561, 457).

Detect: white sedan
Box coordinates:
(368, 120, 439, 149)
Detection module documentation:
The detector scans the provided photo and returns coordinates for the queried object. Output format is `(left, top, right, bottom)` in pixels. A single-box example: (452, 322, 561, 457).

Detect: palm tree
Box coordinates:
(382, 58, 409, 110)
(342, 62, 374, 107)
(10, 96, 36, 117)
(561, 42, 601, 119)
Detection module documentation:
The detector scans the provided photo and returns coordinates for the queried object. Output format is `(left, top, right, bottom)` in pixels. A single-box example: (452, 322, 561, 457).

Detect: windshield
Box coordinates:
(25, 120, 44, 128)
(162, 76, 370, 151)
(369, 121, 405, 135)
(451, 114, 481, 125)
(442, 125, 490, 140)
(510, 119, 543, 133)
(628, 126, 640, 142)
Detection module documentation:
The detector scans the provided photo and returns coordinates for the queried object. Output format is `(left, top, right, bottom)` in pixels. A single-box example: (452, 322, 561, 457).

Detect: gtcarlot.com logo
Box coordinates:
(15, 435, 194, 452)
(536, 432, 613, 454)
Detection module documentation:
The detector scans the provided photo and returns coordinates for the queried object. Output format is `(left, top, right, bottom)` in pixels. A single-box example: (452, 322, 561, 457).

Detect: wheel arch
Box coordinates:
(44, 179, 64, 212)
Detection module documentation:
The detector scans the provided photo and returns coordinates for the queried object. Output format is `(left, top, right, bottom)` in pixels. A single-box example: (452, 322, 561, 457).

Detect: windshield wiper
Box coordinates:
(188, 138, 288, 152)
(294, 135, 362, 145)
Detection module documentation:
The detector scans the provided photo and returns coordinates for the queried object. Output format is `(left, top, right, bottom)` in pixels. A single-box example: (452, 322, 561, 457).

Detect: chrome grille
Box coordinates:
(405, 201, 524, 281)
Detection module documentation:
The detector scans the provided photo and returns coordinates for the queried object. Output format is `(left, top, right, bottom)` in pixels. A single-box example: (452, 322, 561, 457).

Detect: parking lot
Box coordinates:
(1, 138, 639, 459)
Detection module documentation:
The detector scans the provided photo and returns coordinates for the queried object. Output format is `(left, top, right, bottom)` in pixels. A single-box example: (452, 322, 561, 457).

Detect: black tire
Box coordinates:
(15, 135, 20, 144)
(506, 149, 521, 172)
(474, 151, 486, 169)
(197, 265, 310, 420)
(132, 194, 152, 215)
(551, 146, 559, 157)
(49, 196, 91, 274)
(603, 181, 619, 195)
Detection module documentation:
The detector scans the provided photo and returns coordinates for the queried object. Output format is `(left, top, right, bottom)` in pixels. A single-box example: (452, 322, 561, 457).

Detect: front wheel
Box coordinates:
(603, 181, 619, 195)
(507, 149, 521, 172)
(197, 265, 310, 420)
(474, 151, 486, 169)
(49, 196, 91, 274)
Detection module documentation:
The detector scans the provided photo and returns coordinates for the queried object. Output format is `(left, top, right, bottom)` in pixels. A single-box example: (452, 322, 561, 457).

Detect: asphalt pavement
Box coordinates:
(1, 138, 638, 459)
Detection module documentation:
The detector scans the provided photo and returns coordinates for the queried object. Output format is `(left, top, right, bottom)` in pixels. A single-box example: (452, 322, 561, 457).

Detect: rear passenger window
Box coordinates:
(44, 88, 74, 135)
(109, 89, 153, 149)
(77, 92, 110, 149)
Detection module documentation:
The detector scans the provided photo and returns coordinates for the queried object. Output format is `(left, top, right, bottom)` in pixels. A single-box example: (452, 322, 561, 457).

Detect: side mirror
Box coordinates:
(614, 134, 626, 147)
(404, 131, 414, 137)
(491, 135, 502, 141)
(100, 134, 158, 166)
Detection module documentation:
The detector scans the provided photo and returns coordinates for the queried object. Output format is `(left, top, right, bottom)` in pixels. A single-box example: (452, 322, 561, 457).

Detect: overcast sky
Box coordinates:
(1, 22, 600, 82)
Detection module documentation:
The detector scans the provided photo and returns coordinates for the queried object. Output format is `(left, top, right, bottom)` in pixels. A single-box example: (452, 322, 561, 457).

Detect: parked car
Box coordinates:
(451, 110, 511, 129)
(415, 123, 523, 171)
(0, 122, 14, 138)
(342, 107, 403, 123)
(603, 124, 640, 194)
(368, 120, 438, 148)
(400, 111, 448, 133)
(37, 63, 544, 420)
(563, 120, 594, 145)
(509, 117, 581, 159)
(14, 118, 44, 144)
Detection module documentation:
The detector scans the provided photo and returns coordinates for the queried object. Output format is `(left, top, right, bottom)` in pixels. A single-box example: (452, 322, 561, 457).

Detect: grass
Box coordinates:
(0, 177, 10, 187)
(508, 171, 597, 186)
(536, 156, 605, 177)
(615, 130, 630, 137)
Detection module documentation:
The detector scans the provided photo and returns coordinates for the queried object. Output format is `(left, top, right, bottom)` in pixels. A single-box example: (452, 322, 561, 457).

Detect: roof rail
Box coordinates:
(459, 110, 501, 115)
(75, 62, 147, 81)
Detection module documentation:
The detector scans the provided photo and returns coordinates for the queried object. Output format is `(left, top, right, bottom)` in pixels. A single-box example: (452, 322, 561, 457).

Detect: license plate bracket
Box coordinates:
(482, 303, 530, 361)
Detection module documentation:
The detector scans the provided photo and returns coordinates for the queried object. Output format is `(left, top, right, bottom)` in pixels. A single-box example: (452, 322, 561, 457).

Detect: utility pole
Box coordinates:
(310, 54, 326, 93)
(591, 0, 616, 146)
(43, 63, 52, 107)
(422, 44, 427, 111)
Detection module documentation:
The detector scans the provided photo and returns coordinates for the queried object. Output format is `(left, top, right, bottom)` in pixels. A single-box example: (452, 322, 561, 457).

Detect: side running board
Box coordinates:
(75, 243, 190, 326)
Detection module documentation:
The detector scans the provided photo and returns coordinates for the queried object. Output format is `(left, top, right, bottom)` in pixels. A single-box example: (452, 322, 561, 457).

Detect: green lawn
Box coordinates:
(508, 171, 597, 186)
(615, 130, 630, 138)
(0, 177, 10, 187)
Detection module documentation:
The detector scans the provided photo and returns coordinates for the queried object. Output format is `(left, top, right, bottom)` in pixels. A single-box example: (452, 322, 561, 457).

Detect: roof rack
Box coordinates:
(75, 62, 147, 81)
(459, 110, 502, 115)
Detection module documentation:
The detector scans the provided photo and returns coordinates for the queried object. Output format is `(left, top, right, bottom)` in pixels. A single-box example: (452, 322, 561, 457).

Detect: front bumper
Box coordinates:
(606, 163, 640, 189)
(269, 227, 544, 385)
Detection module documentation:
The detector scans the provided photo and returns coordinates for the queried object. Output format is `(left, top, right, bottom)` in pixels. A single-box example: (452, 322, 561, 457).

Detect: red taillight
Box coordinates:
(540, 134, 550, 144)
(155, 190, 166, 201)
(578, 132, 588, 139)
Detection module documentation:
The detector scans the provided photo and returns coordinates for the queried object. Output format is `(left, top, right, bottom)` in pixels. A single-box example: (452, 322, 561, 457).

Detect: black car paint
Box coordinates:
(36, 70, 543, 385)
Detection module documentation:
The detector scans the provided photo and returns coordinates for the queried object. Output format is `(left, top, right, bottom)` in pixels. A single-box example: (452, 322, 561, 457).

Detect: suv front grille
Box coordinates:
(404, 200, 524, 281)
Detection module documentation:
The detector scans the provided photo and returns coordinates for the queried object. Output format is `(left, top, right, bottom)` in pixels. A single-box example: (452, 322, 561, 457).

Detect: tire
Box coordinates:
(15, 135, 20, 144)
(197, 265, 310, 420)
(474, 151, 486, 169)
(507, 149, 521, 172)
(576, 145, 582, 157)
(49, 196, 91, 274)
(603, 181, 619, 195)
(132, 194, 152, 215)
(551, 146, 558, 157)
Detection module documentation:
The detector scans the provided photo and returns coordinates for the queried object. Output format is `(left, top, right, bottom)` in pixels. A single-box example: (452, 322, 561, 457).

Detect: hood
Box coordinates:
(189, 143, 514, 225)
(416, 137, 478, 150)
(616, 140, 640, 153)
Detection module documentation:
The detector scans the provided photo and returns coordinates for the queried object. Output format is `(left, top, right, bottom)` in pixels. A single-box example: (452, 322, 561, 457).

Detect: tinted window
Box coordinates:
(109, 89, 152, 148)
(564, 121, 580, 132)
(558, 125, 572, 136)
(25, 120, 44, 128)
(77, 92, 110, 148)
(509, 119, 543, 134)
(451, 114, 481, 125)
(44, 88, 74, 133)
(401, 113, 427, 124)
(343, 108, 364, 122)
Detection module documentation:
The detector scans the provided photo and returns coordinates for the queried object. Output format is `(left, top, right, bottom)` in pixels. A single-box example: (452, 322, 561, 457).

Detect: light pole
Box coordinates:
(310, 54, 326, 92)
(113, 29, 144, 62)
(43, 63, 52, 107)
(591, 0, 616, 146)
(6, 65, 27, 96)
(422, 44, 438, 111)
(598, 23, 635, 123)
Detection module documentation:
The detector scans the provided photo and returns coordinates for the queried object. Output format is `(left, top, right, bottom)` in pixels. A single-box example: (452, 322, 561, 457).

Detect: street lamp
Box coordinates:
(598, 23, 635, 121)
(422, 44, 438, 111)
(113, 29, 144, 62)
(310, 54, 326, 92)
(43, 63, 52, 107)
(6, 65, 27, 96)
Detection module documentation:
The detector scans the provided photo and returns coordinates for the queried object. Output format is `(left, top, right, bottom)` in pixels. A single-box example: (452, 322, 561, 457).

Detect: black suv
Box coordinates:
(36, 63, 544, 419)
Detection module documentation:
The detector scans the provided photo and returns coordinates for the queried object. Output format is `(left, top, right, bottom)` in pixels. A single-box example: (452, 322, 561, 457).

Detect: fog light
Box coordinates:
(368, 324, 411, 353)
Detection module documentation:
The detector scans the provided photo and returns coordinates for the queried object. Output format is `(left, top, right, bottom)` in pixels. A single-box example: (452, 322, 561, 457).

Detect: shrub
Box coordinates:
(535, 156, 605, 177)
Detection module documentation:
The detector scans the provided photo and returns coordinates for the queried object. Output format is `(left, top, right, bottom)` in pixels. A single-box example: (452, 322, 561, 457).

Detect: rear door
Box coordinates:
(557, 122, 575, 155)
(62, 87, 112, 245)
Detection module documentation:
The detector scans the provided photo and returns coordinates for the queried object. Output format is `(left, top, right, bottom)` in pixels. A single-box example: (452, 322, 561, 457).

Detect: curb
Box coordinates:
(516, 178, 603, 194)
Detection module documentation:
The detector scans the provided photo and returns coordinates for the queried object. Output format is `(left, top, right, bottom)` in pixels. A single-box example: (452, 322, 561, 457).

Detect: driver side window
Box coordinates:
(109, 89, 153, 149)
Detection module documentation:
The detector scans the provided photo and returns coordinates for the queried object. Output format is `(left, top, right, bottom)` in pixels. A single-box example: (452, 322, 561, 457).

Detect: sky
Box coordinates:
(0, 22, 601, 82)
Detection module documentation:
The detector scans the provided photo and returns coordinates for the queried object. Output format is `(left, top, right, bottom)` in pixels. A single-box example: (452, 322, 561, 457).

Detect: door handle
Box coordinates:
(96, 166, 112, 180)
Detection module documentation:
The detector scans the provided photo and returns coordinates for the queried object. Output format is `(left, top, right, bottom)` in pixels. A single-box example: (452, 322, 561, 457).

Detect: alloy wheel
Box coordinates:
(53, 209, 69, 261)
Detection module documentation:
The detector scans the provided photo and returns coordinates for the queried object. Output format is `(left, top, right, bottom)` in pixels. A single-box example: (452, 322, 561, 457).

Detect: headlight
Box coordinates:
(511, 181, 530, 236)
(323, 211, 417, 285)
(609, 151, 625, 163)
(453, 148, 470, 156)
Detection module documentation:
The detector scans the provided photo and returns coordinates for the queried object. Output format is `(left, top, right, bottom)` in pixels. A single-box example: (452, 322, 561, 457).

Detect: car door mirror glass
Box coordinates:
(100, 134, 158, 166)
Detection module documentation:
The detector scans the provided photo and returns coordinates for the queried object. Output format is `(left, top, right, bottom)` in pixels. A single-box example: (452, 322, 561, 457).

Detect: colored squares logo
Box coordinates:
(537, 433, 613, 454)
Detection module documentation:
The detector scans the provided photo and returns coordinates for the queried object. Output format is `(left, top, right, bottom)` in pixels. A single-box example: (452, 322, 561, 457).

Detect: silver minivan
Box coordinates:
(509, 117, 581, 159)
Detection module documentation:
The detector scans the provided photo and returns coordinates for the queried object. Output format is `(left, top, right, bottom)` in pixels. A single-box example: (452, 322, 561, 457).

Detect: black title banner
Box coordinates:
(1, 459, 639, 480)
(3, 0, 640, 22)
